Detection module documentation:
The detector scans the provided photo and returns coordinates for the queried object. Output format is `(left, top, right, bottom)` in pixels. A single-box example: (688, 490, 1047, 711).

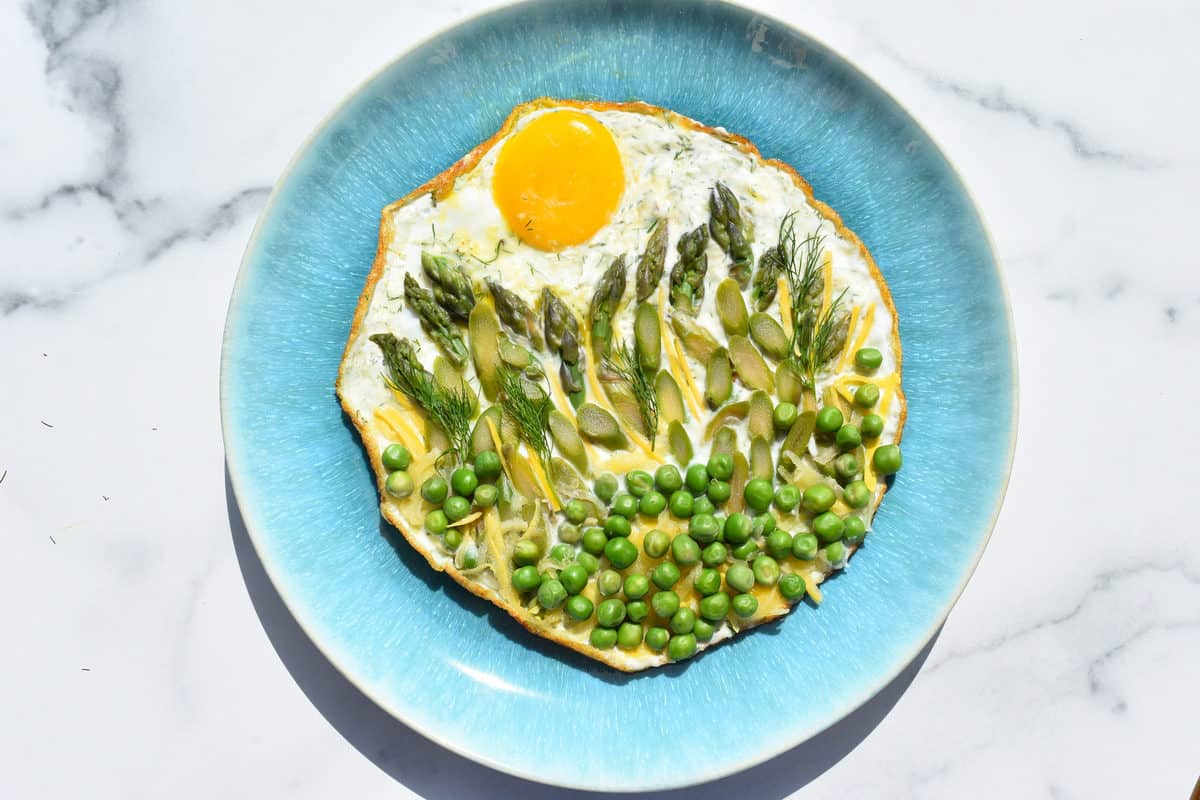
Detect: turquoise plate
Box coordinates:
(221, 0, 1016, 791)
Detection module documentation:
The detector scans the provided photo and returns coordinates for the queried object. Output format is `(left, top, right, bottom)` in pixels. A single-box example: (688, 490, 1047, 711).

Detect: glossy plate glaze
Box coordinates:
(220, 0, 1016, 790)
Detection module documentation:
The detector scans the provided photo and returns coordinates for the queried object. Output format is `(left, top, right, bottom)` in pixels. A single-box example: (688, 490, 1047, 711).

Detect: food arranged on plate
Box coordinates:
(337, 98, 905, 670)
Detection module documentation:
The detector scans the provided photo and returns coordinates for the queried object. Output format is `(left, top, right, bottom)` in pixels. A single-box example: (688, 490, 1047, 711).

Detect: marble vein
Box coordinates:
(871, 42, 1161, 170)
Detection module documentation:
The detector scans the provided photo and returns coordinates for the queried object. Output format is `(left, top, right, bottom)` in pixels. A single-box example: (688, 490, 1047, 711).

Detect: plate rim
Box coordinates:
(219, 0, 1020, 790)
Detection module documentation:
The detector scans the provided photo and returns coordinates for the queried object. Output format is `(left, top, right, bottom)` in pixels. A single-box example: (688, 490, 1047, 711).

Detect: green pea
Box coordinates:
(843, 480, 871, 509)
(726, 563, 755, 593)
(860, 413, 884, 439)
(421, 476, 449, 505)
(873, 444, 903, 475)
(617, 622, 644, 649)
(564, 499, 589, 524)
(594, 473, 619, 503)
(854, 383, 880, 408)
(671, 534, 701, 565)
(645, 626, 670, 651)
(685, 463, 710, 493)
(731, 593, 758, 618)
(381, 443, 412, 471)
(597, 569, 623, 596)
(513, 538, 542, 566)
(424, 509, 448, 535)
(443, 527, 463, 551)
(779, 573, 807, 601)
(844, 516, 867, 544)
(723, 512, 752, 545)
(707, 453, 734, 481)
(694, 568, 722, 595)
(802, 484, 836, 513)
(443, 496, 471, 522)
(836, 424, 862, 451)
(626, 600, 649, 623)
(693, 618, 715, 642)
(639, 490, 667, 517)
(791, 532, 818, 560)
(385, 470, 414, 499)
(753, 513, 777, 536)
(473, 483, 499, 508)
(766, 530, 793, 560)
(566, 594, 594, 620)
(773, 402, 798, 432)
(624, 573, 650, 600)
(855, 347, 883, 370)
(560, 564, 588, 594)
(582, 526, 607, 554)
(668, 490, 694, 518)
(604, 537, 639, 570)
(549, 543, 574, 563)
(753, 555, 781, 586)
(824, 540, 847, 566)
(612, 493, 639, 519)
(643, 529, 670, 559)
(576, 552, 600, 574)
(625, 470, 654, 498)
(596, 598, 627, 628)
(773, 484, 801, 512)
(813, 511, 845, 543)
(558, 522, 581, 543)
(670, 607, 697, 635)
(450, 468, 478, 498)
(652, 561, 681, 590)
(667, 632, 697, 661)
(691, 496, 716, 517)
(655, 464, 683, 493)
(652, 590, 680, 618)
(473, 449, 501, 481)
(511, 565, 542, 592)
(743, 478, 774, 513)
(815, 406, 843, 433)
(834, 453, 859, 480)
(706, 479, 732, 505)
(731, 541, 758, 560)
(604, 515, 632, 538)
(590, 627, 618, 649)
(689, 513, 720, 544)
(701, 541, 728, 567)
(699, 591, 730, 621)
(537, 579, 567, 609)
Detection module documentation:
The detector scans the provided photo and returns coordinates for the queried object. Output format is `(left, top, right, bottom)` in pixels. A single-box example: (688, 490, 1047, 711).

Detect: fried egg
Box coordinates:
(337, 99, 905, 671)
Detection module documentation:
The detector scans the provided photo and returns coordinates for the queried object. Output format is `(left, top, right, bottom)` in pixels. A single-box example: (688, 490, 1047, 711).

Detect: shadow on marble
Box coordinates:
(227, 468, 937, 799)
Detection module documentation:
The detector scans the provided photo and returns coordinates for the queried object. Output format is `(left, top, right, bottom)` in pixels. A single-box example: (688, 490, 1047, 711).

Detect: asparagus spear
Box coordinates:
(669, 224, 709, 314)
(542, 288, 586, 406)
(420, 251, 475, 321)
(486, 279, 544, 349)
(635, 220, 669, 302)
(404, 273, 468, 366)
(751, 245, 782, 311)
(709, 183, 753, 287)
(588, 255, 628, 361)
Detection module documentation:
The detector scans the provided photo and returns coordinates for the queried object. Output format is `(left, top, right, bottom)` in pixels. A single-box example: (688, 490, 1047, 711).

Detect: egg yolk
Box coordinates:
(492, 110, 624, 251)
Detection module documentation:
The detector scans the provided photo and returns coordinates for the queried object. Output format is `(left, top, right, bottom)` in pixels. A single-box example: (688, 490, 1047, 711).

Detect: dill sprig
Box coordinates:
(370, 333, 474, 463)
(498, 366, 553, 469)
(604, 338, 659, 449)
(777, 215, 850, 390)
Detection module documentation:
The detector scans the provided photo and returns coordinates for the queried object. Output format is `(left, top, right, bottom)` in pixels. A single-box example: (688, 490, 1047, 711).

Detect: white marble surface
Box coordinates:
(3, 0, 1198, 797)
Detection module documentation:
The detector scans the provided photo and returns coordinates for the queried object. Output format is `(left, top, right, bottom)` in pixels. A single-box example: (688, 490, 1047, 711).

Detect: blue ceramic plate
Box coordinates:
(221, 0, 1016, 790)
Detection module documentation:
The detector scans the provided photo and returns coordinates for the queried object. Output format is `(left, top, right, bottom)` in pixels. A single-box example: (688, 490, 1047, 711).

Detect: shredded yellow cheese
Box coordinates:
(821, 251, 833, 313)
(525, 451, 562, 512)
(483, 508, 518, 606)
(484, 417, 512, 479)
(602, 450, 661, 475)
(836, 305, 862, 372)
(667, 328, 705, 420)
(448, 511, 482, 528)
(849, 303, 876, 359)
(804, 574, 824, 604)
(777, 276, 792, 338)
(373, 406, 425, 458)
